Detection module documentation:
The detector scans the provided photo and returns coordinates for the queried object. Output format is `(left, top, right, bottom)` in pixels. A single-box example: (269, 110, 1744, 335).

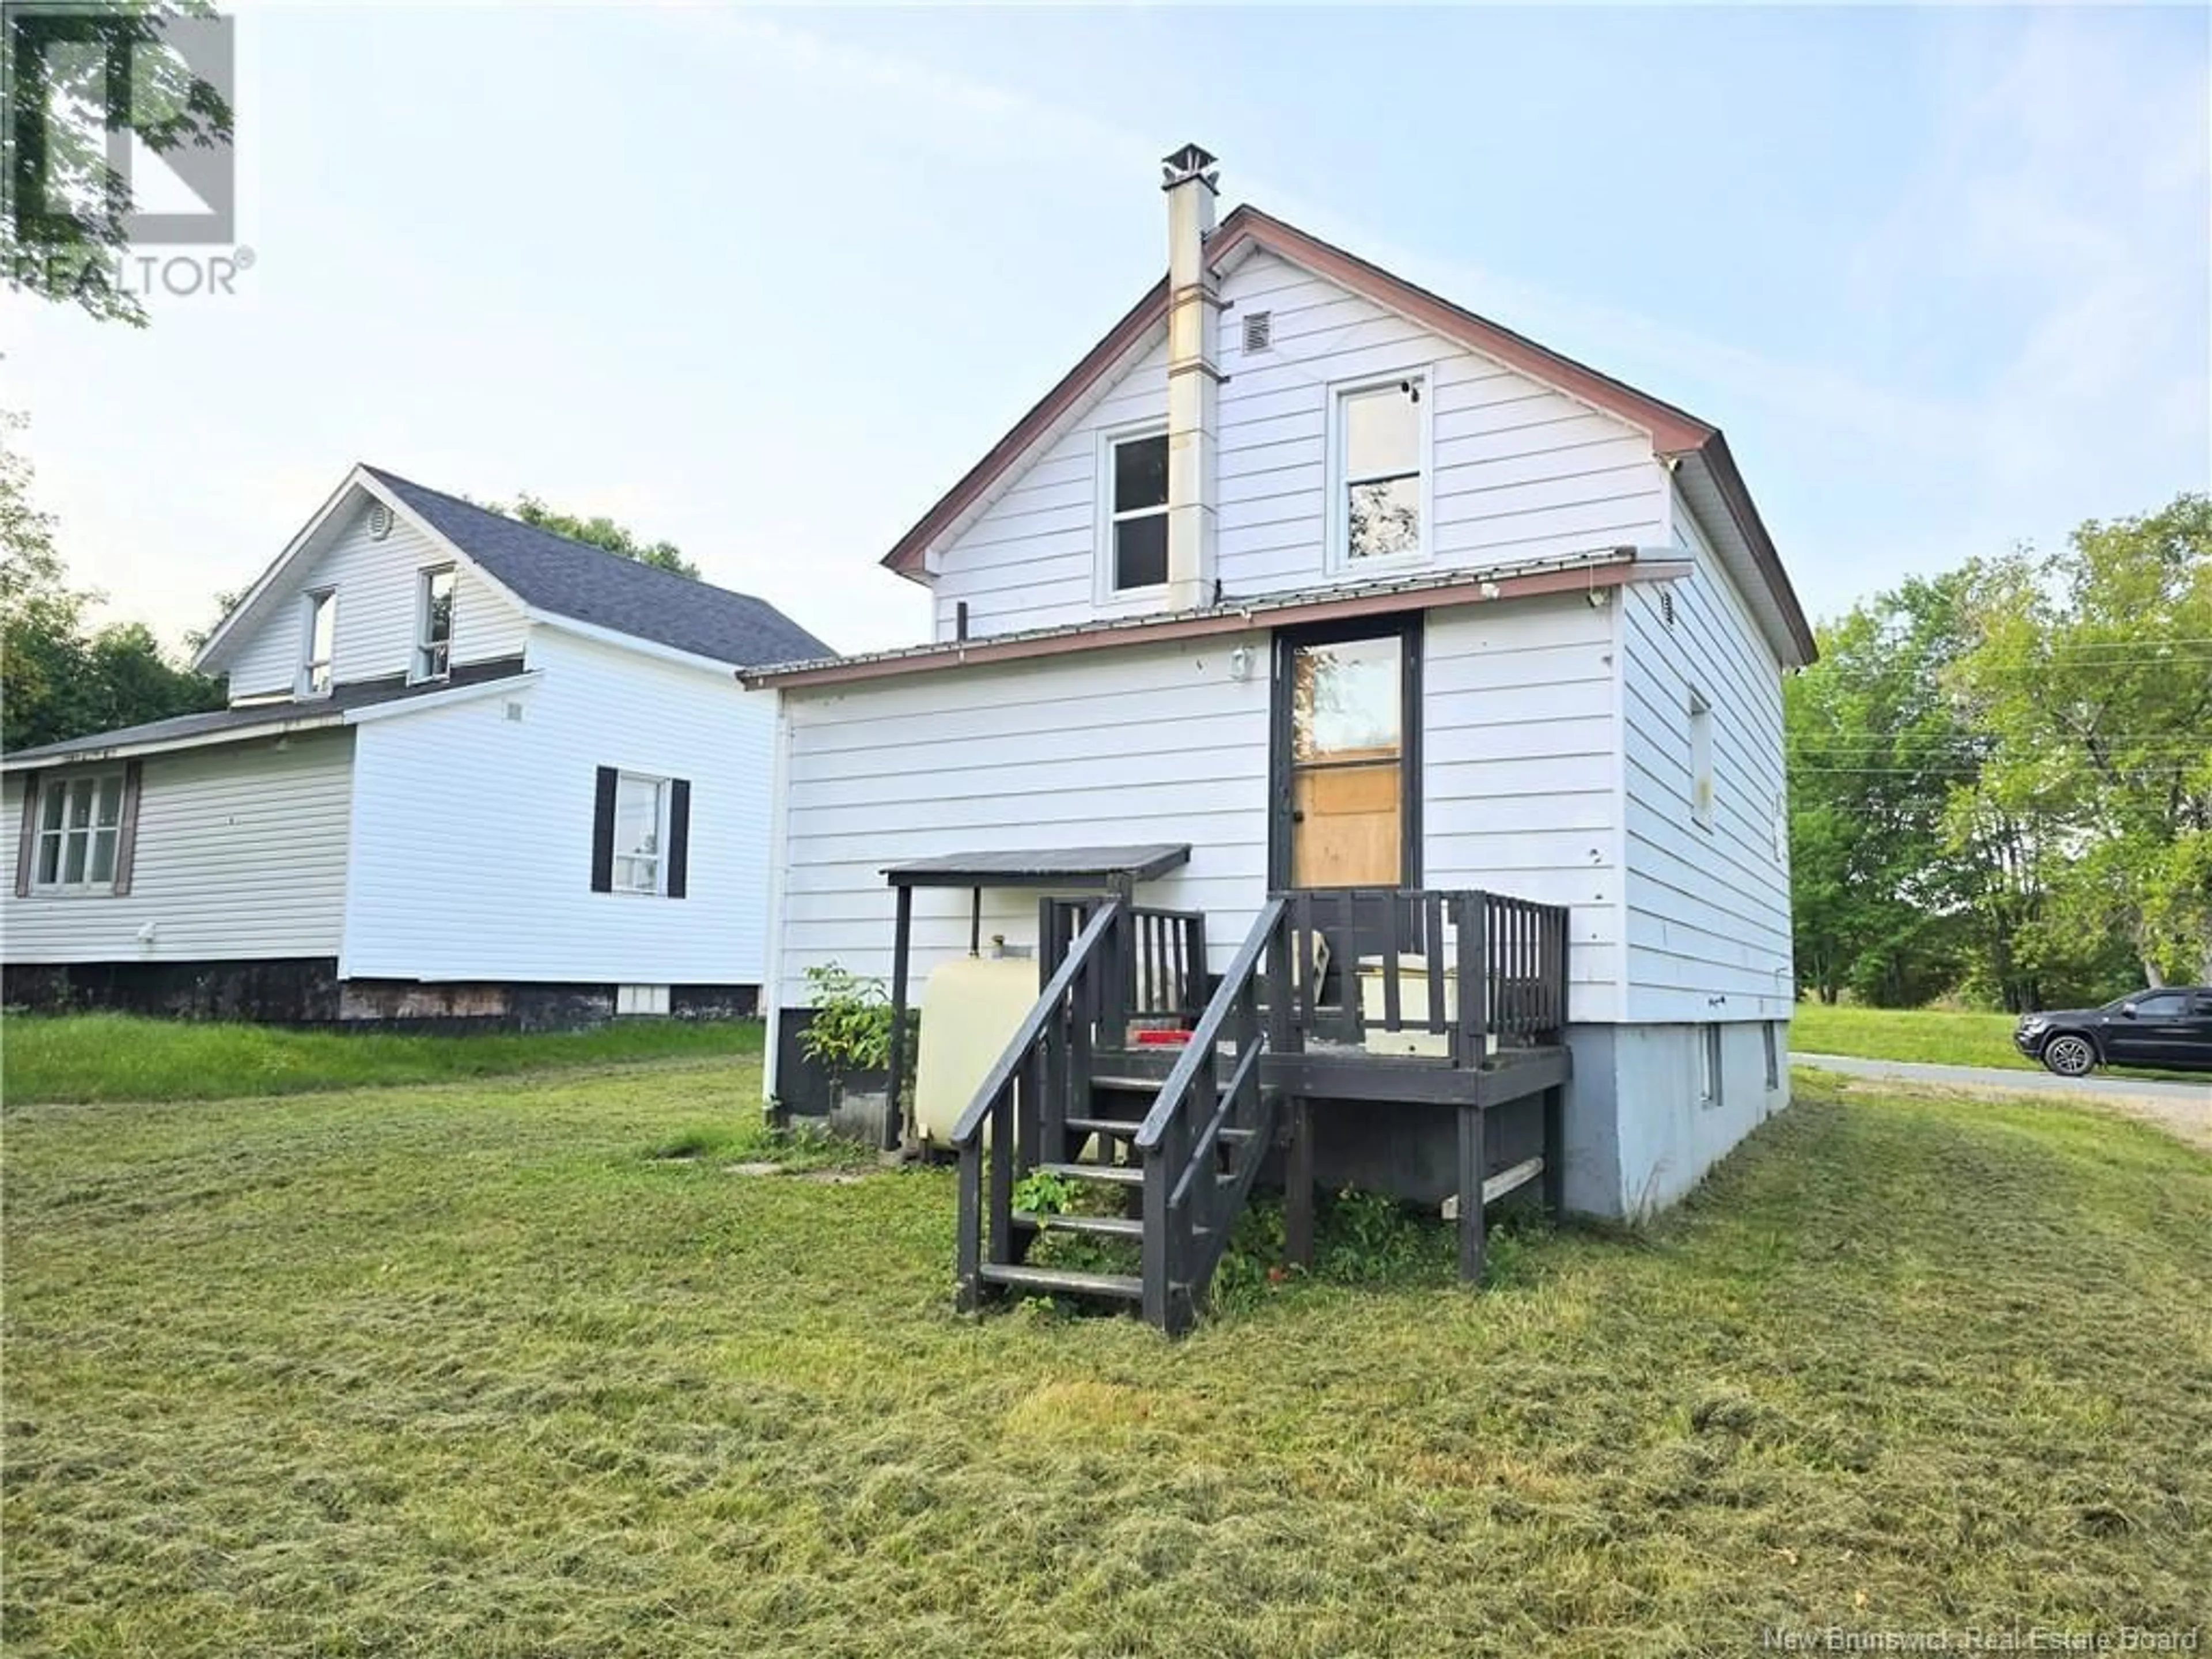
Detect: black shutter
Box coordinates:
(13, 771, 39, 898)
(590, 766, 618, 892)
(665, 778, 691, 899)
(111, 760, 145, 896)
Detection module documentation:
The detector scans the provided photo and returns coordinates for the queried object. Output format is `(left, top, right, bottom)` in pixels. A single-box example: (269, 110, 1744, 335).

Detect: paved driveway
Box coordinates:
(1794, 1052, 2211, 1151)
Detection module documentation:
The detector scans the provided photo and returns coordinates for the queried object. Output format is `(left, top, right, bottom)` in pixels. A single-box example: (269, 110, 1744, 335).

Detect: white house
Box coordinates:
(744, 148, 1814, 1238)
(1, 465, 828, 1024)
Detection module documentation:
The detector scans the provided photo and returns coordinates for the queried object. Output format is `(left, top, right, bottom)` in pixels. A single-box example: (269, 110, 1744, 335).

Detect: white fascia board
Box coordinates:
(192, 465, 373, 673)
(194, 465, 537, 674)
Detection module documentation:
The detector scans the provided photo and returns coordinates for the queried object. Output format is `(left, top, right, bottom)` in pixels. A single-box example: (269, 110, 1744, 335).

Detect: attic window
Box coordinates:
(1103, 427, 1169, 593)
(298, 589, 335, 696)
(414, 566, 455, 682)
(1243, 310, 1272, 353)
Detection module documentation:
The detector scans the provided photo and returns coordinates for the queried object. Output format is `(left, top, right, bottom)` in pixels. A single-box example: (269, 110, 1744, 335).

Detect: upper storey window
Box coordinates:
(1332, 376, 1428, 567)
(298, 589, 335, 696)
(1102, 427, 1169, 595)
(414, 567, 455, 681)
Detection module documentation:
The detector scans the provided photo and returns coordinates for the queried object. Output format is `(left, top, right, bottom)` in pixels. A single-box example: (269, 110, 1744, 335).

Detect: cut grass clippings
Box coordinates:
(0, 1010, 764, 1105)
(5, 1060, 2209, 1656)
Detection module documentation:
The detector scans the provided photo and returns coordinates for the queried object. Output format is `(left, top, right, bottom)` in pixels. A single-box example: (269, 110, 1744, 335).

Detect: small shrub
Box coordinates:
(796, 964, 893, 1086)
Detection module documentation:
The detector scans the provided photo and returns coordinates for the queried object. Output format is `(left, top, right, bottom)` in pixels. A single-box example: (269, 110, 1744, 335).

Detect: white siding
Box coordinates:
(929, 249, 1669, 639)
(771, 593, 1629, 1021)
(775, 634, 1272, 1009)
(225, 497, 527, 698)
(340, 628, 772, 986)
(1, 733, 354, 962)
(1618, 486, 1793, 1022)
(1425, 597, 1624, 1022)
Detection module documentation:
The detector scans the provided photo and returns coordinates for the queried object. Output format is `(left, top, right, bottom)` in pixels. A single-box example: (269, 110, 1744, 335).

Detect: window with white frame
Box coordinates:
(414, 567, 455, 681)
(1334, 376, 1426, 564)
(298, 589, 335, 695)
(1700, 1024, 1724, 1110)
(33, 772, 125, 893)
(1103, 427, 1169, 593)
(1763, 1021, 1781, 1092)
(1688, 692, 1715, 830)
(612, 773, 668, 894)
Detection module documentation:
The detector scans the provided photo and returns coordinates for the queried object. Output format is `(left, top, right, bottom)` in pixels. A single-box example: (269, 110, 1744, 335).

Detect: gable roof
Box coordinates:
(359, 469, 832, 668)
(882, 203, 1814, 666)
(195, 466, 831, 676)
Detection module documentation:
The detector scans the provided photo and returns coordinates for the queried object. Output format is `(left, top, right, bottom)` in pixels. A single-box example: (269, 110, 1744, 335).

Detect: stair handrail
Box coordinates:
(1132, 896, 1285, 1151)
(949, 899, 1123, 1151)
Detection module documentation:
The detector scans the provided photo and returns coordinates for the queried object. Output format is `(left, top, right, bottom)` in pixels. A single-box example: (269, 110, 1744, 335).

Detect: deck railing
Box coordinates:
(1131, 896, 1291, 1335)
(1282, 888, 1571, 1060)
(1041, 897, 1207, 1043)
(952, 902, 1124, 1312)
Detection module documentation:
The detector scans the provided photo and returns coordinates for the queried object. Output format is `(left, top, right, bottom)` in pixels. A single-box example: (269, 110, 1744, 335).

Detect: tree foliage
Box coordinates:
(2, 1, 234, 327)
(487, 495, 699, 579)
(2, 415, 223, 751)
(1787, 493, 2212, 1009)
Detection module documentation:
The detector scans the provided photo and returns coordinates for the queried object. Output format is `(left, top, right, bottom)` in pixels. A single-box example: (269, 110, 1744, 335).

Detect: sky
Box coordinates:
(2, 3, 2206, 659)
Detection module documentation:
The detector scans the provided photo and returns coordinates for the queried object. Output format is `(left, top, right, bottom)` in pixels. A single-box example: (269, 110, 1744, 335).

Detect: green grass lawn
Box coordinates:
(1791, 1003, 2036, 1070)
(0, 1012, 764, 1105)
(5, 1060, 2209, 1656)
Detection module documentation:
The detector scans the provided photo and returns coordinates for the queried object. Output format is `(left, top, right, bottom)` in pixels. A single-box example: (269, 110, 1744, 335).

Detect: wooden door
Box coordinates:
(1273, 622, 1419, 891)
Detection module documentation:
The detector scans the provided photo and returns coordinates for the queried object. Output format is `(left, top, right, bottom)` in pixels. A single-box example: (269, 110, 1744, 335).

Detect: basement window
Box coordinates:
(1700, 1024, 1724, 1110)
(1102, 427, 1169, 593)
(1332, 374, 1428, 566)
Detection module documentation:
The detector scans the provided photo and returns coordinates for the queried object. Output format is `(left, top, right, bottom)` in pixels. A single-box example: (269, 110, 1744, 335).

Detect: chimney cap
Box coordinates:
(1161, 142, 1219, 191)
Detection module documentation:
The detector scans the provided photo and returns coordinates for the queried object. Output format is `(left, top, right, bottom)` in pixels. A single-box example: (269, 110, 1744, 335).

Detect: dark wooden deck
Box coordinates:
(949, 886, 1574, 1334)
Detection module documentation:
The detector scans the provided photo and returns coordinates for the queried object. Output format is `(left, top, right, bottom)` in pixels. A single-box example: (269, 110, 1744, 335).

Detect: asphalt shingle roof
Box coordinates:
(5, 660, 531, 766)
(362, 467, 832, 669)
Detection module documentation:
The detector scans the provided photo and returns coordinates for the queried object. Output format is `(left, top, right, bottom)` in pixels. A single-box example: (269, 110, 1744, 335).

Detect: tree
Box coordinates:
(2, 414, 222, 750)
(1784, 574, 1979, 1005)
(2, 1, 234, 327)
(487, 494, 699, 579)
(1949, 496, 2212, 987)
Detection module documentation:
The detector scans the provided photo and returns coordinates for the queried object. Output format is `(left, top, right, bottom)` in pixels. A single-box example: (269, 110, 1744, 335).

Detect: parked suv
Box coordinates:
(2014, 988, 2212, 1078)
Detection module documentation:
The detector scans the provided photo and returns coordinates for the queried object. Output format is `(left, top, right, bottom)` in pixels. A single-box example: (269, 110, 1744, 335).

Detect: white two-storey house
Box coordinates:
(2, 465, 828, 1024)
(744, 149, 1815, 1228)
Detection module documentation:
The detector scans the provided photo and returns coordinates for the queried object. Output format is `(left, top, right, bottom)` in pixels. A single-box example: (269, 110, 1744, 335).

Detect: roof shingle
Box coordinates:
(363, 468, 832, 668)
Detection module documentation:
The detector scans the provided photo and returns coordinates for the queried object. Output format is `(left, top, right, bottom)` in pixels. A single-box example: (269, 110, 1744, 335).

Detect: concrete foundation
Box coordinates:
(1561, 1020, 1791, 1219)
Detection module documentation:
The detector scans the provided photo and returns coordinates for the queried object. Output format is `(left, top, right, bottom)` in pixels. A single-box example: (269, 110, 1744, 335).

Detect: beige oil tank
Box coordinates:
(912, 956, 1044, 1149)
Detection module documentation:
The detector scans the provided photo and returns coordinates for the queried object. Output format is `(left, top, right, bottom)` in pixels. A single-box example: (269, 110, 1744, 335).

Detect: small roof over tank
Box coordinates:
(881, 844, 1192, 889)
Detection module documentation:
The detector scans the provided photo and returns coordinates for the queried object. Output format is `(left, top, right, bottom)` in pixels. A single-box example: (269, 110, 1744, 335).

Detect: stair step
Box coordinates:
(980, 1262, 1143, 1301)
(1091, 1075, 1162, 1092)
(1065, 1115, 1144, 1138)
(1035, 1160, 1145, 1186)
(1012, 1210, 1143, 1241)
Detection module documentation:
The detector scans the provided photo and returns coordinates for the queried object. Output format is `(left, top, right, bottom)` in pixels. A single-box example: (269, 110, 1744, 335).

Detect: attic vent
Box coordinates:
(1242, 310, 1271, 353)
(367, 501, 394, 541)
(1659, 589, 1676, 628)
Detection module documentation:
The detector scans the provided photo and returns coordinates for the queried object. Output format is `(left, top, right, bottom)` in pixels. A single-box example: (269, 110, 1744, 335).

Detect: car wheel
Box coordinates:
(2041, 1033, 2097, 1078)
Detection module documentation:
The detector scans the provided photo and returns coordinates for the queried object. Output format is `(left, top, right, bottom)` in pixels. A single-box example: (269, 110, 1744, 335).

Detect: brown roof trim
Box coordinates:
(746, 558, 1687, 691)
(881, 270, 1172, 584)
(1685, 435, 1816, 664)
(1216, 208, 1717, 454)
(876, 200, 1812, 667)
